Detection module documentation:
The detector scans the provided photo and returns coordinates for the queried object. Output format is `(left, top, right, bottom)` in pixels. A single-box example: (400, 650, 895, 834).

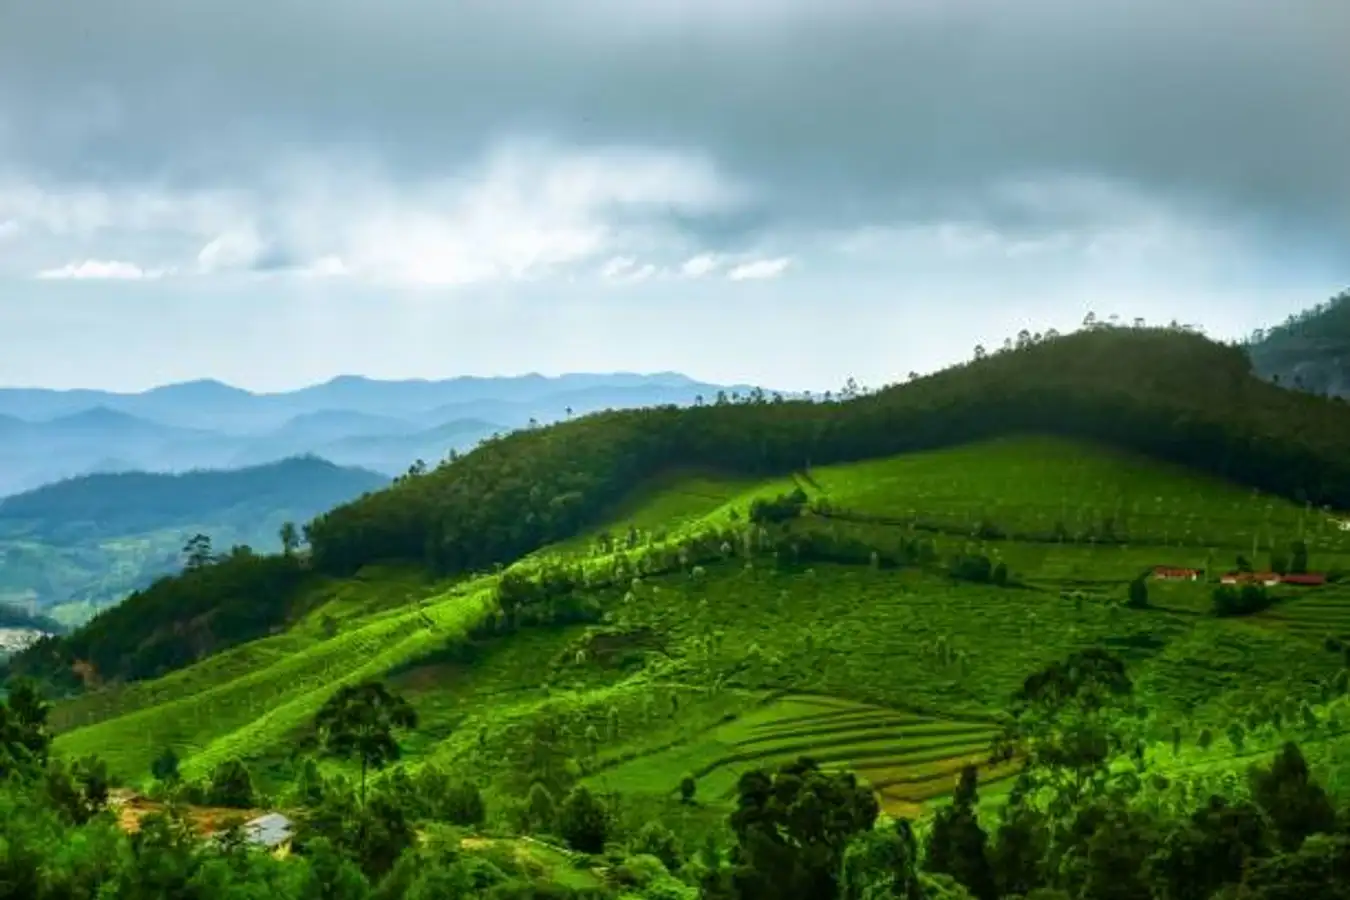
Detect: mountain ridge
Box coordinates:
(0, 372, 763, 496)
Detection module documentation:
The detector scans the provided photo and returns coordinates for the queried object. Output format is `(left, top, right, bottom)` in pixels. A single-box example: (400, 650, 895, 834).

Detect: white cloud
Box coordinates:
(35, 259, 166, 280)
(680, 253, 720, 277)
(727, 256, 792, 280)
(0, 219, 19, 241)
(599, 255, 658, 283)
(0, 141, 748, 288)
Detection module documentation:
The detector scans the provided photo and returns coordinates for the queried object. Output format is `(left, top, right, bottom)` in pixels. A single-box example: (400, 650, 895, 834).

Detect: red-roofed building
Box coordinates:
(1279, 573, 1328, 586)
(1152, 566, 1202, 581)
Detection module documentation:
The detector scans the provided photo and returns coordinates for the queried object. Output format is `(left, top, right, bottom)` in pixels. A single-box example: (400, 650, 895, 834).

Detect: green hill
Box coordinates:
(9, 325, 1350, 889)
(25, 434, 1350, 810)
(0, 456, 388, 624)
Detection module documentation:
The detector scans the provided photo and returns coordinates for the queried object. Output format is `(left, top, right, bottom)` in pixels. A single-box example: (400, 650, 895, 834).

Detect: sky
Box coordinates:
(0, 0, 1346, 393)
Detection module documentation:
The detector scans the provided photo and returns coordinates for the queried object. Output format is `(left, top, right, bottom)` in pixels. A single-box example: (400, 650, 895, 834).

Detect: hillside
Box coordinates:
(9, 326, 1350, 897)
(302, 325, 1350, 580)
(1247, 287, 1350, 395)
(0, 457, 388, 624)
(17, 433, 1350, 828)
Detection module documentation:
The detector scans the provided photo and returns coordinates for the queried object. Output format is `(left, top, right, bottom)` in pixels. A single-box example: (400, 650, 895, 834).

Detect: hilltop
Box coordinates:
(8, 323, 1350, 896)
(0, 456, 387, 624)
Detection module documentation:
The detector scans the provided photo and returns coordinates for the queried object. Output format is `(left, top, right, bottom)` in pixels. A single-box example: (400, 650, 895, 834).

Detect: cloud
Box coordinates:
(599, 256, 658, 283)
(680, 254, 720, 278)
(0, 142, 747, 286)
(35, 259, 166, 280)
(727, 257, 791, 281)
(0, 0, 1345, 260)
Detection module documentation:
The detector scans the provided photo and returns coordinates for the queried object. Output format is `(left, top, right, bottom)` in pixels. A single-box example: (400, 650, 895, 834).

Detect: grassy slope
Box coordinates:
(51, 435, 1350, 824)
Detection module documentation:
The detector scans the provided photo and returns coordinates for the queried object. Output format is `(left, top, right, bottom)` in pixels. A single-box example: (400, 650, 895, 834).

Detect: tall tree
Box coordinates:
(729, 756, 879, 900)
(924, 766, 996, 900)
(182, 533, 214, 570)
(279, 521, 300, 557)
(315, 681, 417, 804)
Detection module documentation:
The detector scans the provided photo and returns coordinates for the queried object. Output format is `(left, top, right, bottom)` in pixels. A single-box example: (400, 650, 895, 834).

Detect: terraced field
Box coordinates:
(1258, 586, 1350, 643)
(586, 695, 1015, 817)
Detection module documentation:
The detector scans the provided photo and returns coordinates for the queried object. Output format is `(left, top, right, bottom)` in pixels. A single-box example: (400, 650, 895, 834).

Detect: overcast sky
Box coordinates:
(1, 0, 1346, 392)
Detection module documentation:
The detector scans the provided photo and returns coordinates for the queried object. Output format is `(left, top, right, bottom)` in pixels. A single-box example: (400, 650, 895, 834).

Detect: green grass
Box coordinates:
(807, 435, 1350, 552)
(46, 435, 1350, 820)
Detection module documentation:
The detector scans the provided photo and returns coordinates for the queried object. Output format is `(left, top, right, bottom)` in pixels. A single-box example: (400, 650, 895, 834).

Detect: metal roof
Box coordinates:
(243, 813, 294, 848)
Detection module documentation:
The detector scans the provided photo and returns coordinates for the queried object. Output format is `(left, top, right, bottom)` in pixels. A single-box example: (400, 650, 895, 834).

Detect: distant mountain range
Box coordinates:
(0, 456, 388, 624)
(0, 373, 764, 496)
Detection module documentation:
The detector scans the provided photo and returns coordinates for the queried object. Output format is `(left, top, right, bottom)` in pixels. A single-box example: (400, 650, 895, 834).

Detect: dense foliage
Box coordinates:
(5, 653, 1350, 898)
(306, 328, 1350, 581)
(5, 548, 310, 687)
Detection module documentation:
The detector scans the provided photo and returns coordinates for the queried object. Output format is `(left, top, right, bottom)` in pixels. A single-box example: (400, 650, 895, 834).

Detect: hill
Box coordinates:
(9, 324, 1350, 898)
(0, 372, 760, 495)
(0, 457, 388, 623)
(301, 325, 1350, 580)
(19, 434, 1350, 819)
(1246, 287, 1350, 395)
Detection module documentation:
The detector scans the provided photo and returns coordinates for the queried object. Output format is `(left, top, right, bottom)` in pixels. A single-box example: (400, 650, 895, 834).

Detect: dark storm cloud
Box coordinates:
(1, 0, 1347, 248)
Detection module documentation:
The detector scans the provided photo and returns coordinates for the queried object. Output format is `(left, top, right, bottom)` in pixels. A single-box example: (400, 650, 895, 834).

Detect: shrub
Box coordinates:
(206, 759, 254, 808)
(630, 821, 683, 872)
(679, 775, 697, 805)
(558, 786, 608, 854)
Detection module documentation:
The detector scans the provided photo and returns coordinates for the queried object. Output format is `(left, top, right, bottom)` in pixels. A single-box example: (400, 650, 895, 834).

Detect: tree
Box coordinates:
(207, 758, 254, 808)
(151, 747, 180, 784)
(279, 521, 300, 557)
(680, 774, 697, 804)
(1127, 576, 1149, 609)
(0, 678, 52, 776)
(1290, 540, 1309, 575)
(924, 766, 996, 900)
(558, 785, 609, 854)
(182, 533, 214, 570)
(993, 649, 1144, 817)
(841, 820, 922, 900)
(729, 756, 880, 900)
(314, 681, 417, 804)
(1248, 742, 1336, 851)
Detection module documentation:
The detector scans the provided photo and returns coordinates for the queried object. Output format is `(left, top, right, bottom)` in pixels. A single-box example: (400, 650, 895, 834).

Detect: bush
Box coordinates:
(630, 821, 683, 872)
(1212, 583, 1273, 616)
(558, 786, 608, 854)
(207, 759, 254, 808)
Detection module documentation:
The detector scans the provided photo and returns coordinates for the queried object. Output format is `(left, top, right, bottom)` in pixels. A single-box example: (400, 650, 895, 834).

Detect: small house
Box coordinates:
(1152, 566, 1202, 581)
(243, 813, 294, 858)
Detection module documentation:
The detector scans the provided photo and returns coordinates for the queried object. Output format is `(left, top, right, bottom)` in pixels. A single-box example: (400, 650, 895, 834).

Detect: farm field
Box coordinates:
(39, 435, 1350, 820)
(585, 694, 1012, 818)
